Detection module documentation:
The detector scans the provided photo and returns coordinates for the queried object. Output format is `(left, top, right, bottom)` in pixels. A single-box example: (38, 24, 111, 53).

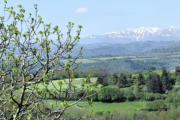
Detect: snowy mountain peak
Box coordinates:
(127, 27, 161, 33)
(102, 27, 164, 40)
(80, 26, 180, 44)
(104, 27, 162, 35)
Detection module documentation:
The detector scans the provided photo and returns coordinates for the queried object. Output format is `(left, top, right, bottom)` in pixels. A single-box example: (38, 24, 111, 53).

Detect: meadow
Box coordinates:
(47, 100, 149, 117)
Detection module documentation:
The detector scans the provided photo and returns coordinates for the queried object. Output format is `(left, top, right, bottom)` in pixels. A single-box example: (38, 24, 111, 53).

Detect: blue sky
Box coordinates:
(4, 0, 180, 36)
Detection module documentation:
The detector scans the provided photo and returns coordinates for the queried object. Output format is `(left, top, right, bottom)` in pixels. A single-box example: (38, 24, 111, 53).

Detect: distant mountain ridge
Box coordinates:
(80, 26, 180, 44)
(79, 41, 180, 57)
(74, 26, 180, 72)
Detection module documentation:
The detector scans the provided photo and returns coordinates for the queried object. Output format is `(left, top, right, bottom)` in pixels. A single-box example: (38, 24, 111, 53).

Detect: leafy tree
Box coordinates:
(98, 85, 125, 102)
(111, 73, 119, 84)
(0, 1, 94, 119)
(117, 73, 128, 88)
(175, 66, 180, 84)
(175, 66, 180, 76)
(161, 67, 173, 92)
(96, 68, 108, 86)
(137, 73, 145, 85)
(96, 75, 108, 86)
(148, 66, 156, 72)
(146, 72, 163, 93)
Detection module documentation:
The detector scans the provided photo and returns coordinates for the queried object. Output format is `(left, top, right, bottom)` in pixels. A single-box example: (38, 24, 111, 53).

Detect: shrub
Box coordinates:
(145, 93, 155, 101)
(145, 93, 166, 101)
(134, 92, 145, 100)
(98, 85, 125, 102)
(124, 90, 136, 101)
(145, 100, 168, 111)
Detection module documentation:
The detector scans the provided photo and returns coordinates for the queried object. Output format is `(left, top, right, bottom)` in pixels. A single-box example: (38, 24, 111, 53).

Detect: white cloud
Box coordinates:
(75, 7, 88, 14)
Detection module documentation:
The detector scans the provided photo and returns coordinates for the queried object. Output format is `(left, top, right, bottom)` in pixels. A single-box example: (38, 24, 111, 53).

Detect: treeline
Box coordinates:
(78, 58, 174, 73)
(96, 66, 176, 94)
(48, 66, 180, 105)
(91, 66, 176, 103)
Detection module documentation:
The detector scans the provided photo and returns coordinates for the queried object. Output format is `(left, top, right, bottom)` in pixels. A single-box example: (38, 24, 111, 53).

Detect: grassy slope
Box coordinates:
(47, 100, 147, 116)
(37, 77, 97, 90)
(43, 77, 146, 116)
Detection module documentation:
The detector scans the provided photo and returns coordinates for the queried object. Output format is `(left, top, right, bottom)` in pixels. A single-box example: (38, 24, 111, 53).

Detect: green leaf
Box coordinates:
(34, 4, 38, 9)
(97, 84, 103, 89)
(61, 102, 68, 107)
(17, 4, 22, 8)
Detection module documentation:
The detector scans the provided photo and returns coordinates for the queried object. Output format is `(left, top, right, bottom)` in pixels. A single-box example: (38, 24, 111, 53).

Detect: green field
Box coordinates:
(37, 77, 97, 90)
(47, 100, 148, 116)
(76, 50, 180, 73)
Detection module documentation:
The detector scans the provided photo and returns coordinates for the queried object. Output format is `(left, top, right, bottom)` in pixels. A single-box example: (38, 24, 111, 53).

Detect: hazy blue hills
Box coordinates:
(78, 27, 180, 57)
(73, 27, 180, 72)
(80, 41, 179, 57)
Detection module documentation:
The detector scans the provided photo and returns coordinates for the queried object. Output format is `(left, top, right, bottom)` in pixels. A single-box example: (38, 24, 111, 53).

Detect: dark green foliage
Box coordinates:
(96, 76, 108, 86)
(96, 69, 109, 86)
(161, 67, 174, 92)
(124, 90, 136, 101)
(126, 73, 135, 86)
(117, 73, 128, 88)
(175, 67, 180, 84)
(145, 93, 166, 101)
(78, 58, 168, 73)
(175, 66, 180, 76)
(134, 92, 145, 100)
(146, 72, 163, 93)
(145, 93, 156, 101)
(98, 85, 125, 102)
(137, 73, 145, 85)
(148, 66, 156, 72)
(145, 100, 168, 111)
(111, 73, 119, 84)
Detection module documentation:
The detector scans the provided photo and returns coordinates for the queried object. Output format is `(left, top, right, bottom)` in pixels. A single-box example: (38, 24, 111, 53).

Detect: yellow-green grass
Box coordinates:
(46, 100, 148, 116)
(37, 77, 97, 90)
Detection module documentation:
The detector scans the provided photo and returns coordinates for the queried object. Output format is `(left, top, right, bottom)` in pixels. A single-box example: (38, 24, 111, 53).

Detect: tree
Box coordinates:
(96, 68, 108, 86)
(98, 85, 125, 102)
(96, 75, 108, 86)
(146, 72, 163, 93)
(175, 66, 180, 84)
(148, 66, 156, 72)
(117, 73, 128, 88)
(161, 67, 173, 92)
(137, 73, 145, 86)
(0, 1, 94, 119)
(111, 73, 119, 84)
(175, 66, 180, 76)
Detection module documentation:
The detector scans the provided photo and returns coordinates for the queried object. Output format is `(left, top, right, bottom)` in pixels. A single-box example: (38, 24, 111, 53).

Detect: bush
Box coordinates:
(127, 92, 136, 101)
(145, 100, 168, 111)
(134, 92, 145, 100)
(123, 89, 136, 101)
(98, 85, 125, 102)
(145, 93, 166, 101)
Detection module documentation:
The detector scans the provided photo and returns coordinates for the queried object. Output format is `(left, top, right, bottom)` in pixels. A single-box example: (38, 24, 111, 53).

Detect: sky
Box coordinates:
(2, 0, 180, 36)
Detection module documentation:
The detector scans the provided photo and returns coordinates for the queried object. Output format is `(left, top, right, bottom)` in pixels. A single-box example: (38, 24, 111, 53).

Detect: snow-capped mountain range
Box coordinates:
(80, 26, 180, 44)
